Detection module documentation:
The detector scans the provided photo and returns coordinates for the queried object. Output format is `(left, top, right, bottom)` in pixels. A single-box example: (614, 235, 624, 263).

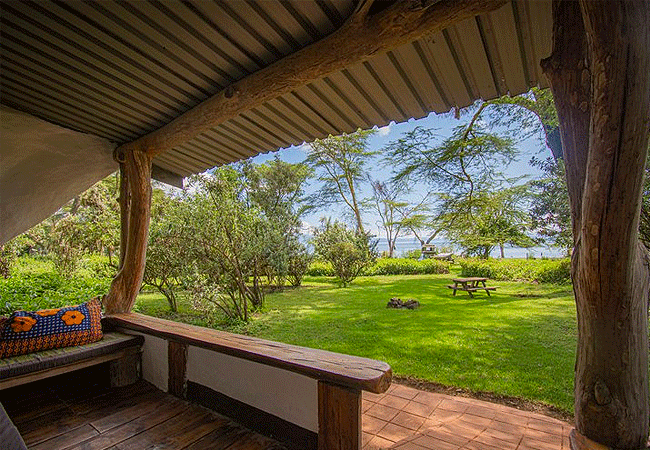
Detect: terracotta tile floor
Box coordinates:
(362, 383, 571, 450)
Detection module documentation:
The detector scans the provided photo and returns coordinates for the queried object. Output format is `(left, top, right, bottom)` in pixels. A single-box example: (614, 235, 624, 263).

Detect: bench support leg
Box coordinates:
(168, 341, 188, 398)
(318, 381, 361, 450)
(109, 349, 141, 387)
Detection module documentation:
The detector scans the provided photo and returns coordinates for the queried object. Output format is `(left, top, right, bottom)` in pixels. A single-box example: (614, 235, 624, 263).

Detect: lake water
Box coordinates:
(375, 236, 566, 259)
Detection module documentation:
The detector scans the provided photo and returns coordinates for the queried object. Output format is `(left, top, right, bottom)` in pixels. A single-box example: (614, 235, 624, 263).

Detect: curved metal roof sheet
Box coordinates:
(1, 0, 552, 179)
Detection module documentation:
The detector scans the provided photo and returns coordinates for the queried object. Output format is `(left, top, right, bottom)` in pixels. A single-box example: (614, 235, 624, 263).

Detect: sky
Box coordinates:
(248, 107, 551, 242)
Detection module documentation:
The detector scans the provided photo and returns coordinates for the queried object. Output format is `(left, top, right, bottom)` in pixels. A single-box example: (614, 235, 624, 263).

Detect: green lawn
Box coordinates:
(136, 273, 577, 414)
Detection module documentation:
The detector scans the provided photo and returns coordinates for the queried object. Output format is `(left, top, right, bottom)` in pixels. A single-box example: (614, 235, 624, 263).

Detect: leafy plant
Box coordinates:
(458, 257, 571, 284)
(0, 269, 110, 315)
(363, 258, 450, 276)
(311, 219, 377, 286)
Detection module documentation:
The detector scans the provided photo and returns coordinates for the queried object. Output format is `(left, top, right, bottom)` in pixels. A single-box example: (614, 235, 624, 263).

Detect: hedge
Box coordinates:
(0, 268, 110, 315)
(306, 258, 450, 277)
(458, 258, 571, 284)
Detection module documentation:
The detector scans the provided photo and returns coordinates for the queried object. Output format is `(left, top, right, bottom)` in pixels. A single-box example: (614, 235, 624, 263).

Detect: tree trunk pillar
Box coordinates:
(318, 381, 361, 450)
(104, 148, 153, 314)
(542, 1, 650, 449)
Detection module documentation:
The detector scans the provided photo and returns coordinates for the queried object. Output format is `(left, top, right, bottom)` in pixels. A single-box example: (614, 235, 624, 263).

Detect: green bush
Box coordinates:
(401, 249, 422, 259)
(306, 260, 335, 277)
(364, 258, 450, 276)
(11, 256, 55, 276)
(458, 258, 571, 283)
(76, 254, 117, 279)
(0, 270, 110, 315)
(307, 258, 450, 277)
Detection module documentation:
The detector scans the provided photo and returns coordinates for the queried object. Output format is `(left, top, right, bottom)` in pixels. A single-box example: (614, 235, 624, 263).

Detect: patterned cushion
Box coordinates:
(0, 298, 103, 358)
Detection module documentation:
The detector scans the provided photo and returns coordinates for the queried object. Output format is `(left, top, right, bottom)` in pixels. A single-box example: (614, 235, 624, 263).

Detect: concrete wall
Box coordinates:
(187, 346, 318, 432)
(1, 105, 117, 244)
(118, 328, 318, 432)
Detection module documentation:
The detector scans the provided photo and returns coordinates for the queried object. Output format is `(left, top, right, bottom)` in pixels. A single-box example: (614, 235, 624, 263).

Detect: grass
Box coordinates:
(136, 272, 577, 414)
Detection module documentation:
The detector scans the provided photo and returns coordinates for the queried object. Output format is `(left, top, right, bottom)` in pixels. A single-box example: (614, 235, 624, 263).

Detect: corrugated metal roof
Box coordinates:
(0, 0, 552, 178)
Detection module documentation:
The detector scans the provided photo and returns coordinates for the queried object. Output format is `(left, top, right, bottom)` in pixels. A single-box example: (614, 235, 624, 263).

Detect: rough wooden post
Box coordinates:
(318, 381, 361, 450)
(542, 1, 650, 448)
(109, 347, 142, 387)
(104, 148, 153, 314)
(168, 341, 188, 398)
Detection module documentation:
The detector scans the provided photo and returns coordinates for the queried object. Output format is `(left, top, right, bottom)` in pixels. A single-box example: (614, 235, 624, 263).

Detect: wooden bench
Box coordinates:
(447, 285, 497, 293)
(105, 313, 392, 450)
(0, 332, 144, 390)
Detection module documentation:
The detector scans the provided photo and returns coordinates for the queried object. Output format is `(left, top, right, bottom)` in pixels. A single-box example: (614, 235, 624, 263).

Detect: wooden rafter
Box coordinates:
(103, 0, 508, 315)
(116, 0, 506, 158)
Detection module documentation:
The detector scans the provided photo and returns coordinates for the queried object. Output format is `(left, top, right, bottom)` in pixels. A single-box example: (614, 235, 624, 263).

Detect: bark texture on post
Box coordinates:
(318, 381, 361, 450)
(542, 1, 650, 448)
(117, 159, 129, 271)
(168, 341, 188, 398)
(104, 148, 153, 314)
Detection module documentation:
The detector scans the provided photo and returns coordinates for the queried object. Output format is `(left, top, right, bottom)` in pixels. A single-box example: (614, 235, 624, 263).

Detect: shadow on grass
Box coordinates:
(137, 274, 577, 413)
(251, 276, 576, 413)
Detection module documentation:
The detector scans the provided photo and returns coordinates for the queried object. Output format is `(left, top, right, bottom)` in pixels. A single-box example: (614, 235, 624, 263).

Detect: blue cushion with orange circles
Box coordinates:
(0, 298, 103, 358)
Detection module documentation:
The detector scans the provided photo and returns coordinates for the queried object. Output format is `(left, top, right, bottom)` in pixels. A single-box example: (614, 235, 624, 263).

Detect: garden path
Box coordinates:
(362, 383, 571, 450)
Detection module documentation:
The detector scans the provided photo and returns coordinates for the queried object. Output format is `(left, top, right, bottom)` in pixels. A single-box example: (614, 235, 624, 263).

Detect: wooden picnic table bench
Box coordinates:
(447, 277, 497, 298)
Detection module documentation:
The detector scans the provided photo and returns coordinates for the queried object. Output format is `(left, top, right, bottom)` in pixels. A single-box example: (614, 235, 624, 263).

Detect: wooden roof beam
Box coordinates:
(118, 0, 507, 157)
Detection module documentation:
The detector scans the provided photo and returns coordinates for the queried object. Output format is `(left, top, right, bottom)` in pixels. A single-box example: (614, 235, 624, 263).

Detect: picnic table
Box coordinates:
(447, 277, 497, 297)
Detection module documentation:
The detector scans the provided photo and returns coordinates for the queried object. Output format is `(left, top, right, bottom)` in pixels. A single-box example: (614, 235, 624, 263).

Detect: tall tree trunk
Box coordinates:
(542, 1, 650, 449)
(104, 148, 153, 314)
(347, 176, 365, 235)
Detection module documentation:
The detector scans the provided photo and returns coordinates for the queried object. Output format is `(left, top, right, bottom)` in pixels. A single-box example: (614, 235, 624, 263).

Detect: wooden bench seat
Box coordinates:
(447, 285, 497, 291)
(0, 332, 143, 390)
(105, 313, 392, 450)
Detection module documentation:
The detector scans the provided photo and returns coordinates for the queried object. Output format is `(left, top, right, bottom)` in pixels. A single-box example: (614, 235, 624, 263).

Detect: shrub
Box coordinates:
(401, 249, 422, 259)
(306, 260, 335, 277)
(307, 258, 450, 277)
(458, 258, 571, 283)
(311, 220, 377, 286)
(0, 270, 110, 315)
(76, 254, 116, 279)
(287, 247, 313, 287)
(11, 256, 54, 276)
(364, 258, 450, 276)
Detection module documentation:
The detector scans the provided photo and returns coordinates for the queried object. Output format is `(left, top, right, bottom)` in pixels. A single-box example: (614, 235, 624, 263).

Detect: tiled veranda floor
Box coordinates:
(362, 383, 571, 450)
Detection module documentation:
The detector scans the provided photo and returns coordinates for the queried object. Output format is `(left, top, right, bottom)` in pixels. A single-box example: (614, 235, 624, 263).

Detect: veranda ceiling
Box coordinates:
(1, 0, 552, 179)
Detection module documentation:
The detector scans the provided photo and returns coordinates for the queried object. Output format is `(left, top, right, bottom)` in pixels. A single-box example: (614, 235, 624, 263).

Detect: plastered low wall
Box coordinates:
(120, 329, 318, 433)
(187, 346, 318, 432)
(121, 331, 168, 392)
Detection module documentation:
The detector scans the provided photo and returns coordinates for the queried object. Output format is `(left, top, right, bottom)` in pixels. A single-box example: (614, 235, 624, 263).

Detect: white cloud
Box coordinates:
(301, 220, 314, 235)
(295, 142, 311, 153)
(377, 123, 392, 136)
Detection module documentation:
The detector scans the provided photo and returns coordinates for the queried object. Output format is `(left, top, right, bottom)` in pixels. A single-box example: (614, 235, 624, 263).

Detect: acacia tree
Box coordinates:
(305, 129, 377, 234)
(369, 179, 408, 258)
(369, 178, 430, 257)
(384, 119, 517, 247)
(528, 157, 572, 252)
(446, 186, 538, 258)
(488, 87, 561, 160)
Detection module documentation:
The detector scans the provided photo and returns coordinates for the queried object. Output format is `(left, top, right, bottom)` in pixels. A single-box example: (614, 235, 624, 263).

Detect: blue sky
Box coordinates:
(249, 108, 550, 239)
